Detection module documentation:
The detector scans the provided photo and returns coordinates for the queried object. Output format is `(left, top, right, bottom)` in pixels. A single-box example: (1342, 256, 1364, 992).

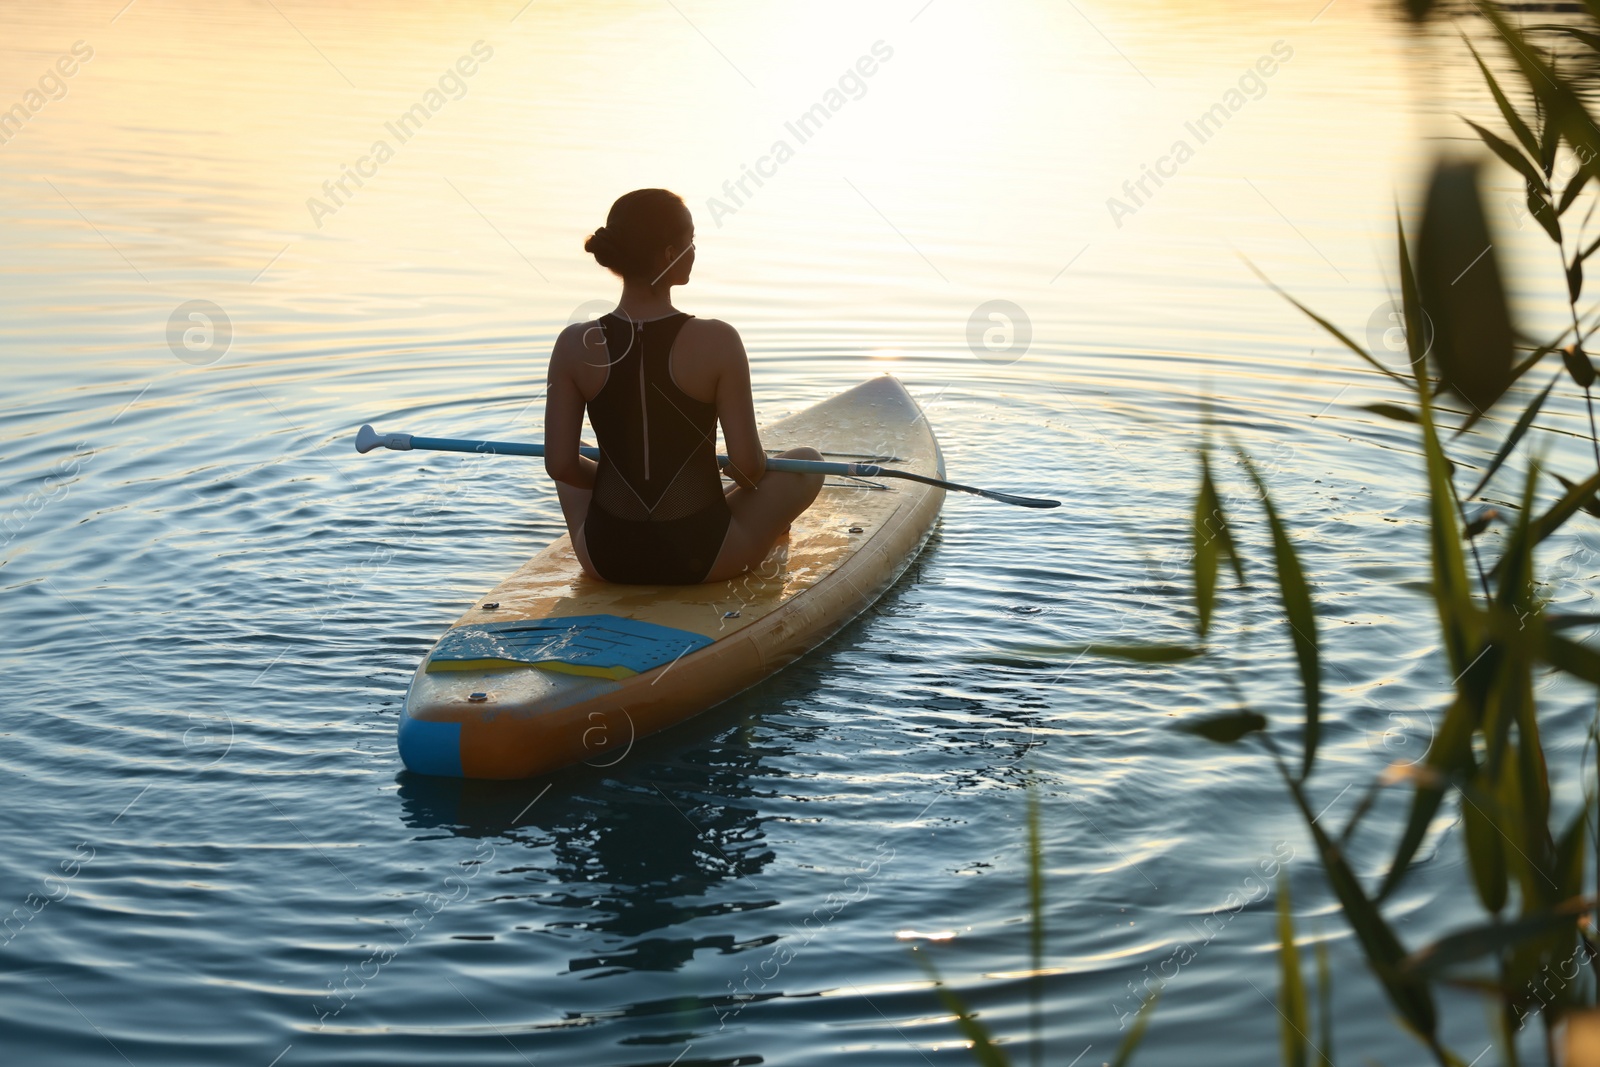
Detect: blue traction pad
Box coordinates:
(425, 614, 714, 679)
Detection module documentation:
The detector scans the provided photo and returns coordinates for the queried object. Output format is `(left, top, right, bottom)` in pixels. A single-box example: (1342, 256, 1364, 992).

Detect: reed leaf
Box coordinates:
(1554, 473, 1600, 517)
(1497, 462, 1539, 619)
(1109, 989, 1157, 1067)
(1514, 700, 1554, 901)
(917, 954, 1010, 1067)
(1546, 613, 1600, 631)
(1027, 777, 1043, 1067)
(1281, 765, 1439, 1045)
(1540, 103, 1559, 180)
(1550, 22, 1600, 52)
(1238, 451, 1321, 778)
(1401, 0, 1438, 23)
(1466, 332, 1569, 441)
(1463, 35, 1540, 161)
(1479, 5, 1600, 195)
(1417, 159, 1516, 415)
(1401, 908, 1584, 977)
(1491, 719, 1542, 913)
(1529, 469, 1600, 547)
(1314, 935, 1334, 1067)
(1478, 469, 1537, 787)
(1336, 777, 1384, 851)
(1379, 694, 1478, 903)
(1563, 345, 1597, 390)
(1193, 448, 1242, 639)
(1194, 476, 1219, 640)
(1245, 259, 1407, 385)
(1397, 208, 1429, 382)
(1278, 875, 1310, 1067)
(1466, 373, 1559, 499)
(1362, 402, 1419, 424)
(1065, 644, 1206, 663)
(1539, 630, 1600, 686)
(1531, 187, 1563, 246)
(1176, 709, 1268, 743)
(1461, 776, 1509, 915)
(1463, 118, 1549, 198)
(1417, 375, 1475, 675)
(1555, 801, 1587, 902)
(1557, 167, 1590, 216)
(1379, 380, 1483, 903)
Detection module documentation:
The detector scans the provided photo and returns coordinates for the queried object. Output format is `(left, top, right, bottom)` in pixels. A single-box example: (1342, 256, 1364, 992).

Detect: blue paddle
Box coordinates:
(355, 424, 1060, 509)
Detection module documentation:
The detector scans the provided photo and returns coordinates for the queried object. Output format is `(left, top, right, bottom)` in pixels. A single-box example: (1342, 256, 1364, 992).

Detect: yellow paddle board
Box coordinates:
(398, 375, 945, 779)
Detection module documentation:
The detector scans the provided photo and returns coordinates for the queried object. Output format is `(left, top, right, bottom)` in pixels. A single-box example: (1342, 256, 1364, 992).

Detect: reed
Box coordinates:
(927, 2, 1600, 1062)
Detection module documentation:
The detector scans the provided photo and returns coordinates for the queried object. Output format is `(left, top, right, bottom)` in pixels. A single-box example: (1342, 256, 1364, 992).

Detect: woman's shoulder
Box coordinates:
(548, 321, 611, 399)
(552, 319, 609, 363)
(679, 316, 744, 357)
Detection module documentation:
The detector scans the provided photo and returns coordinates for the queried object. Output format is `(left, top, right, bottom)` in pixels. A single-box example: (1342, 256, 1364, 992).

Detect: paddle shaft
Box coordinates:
(411, 434, 859, 476)
(356, 426, 1060, 508)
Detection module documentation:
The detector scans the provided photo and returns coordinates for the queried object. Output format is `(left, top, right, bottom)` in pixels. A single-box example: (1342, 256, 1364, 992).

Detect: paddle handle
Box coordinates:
(357, 425, 600, 461)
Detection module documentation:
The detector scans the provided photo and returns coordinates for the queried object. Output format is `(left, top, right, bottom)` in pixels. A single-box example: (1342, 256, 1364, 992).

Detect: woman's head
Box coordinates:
(584, 189, 694, 286)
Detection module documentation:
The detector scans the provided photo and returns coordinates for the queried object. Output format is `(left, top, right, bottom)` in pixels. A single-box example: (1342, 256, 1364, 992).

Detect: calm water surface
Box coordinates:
(4, 1, 1597, 1063)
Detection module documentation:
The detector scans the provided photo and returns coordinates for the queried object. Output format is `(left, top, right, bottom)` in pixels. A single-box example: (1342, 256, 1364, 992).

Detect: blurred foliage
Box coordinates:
(1141, 3, 1600, 1063)
(935, 2, 1600, 1064)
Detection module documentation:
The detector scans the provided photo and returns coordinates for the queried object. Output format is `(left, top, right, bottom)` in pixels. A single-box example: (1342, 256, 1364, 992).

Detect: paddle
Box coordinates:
(355, 425, 1060, 509)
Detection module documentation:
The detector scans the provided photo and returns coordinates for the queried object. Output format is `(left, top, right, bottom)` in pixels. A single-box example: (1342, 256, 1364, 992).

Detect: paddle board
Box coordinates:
(398, 374, 945, 779)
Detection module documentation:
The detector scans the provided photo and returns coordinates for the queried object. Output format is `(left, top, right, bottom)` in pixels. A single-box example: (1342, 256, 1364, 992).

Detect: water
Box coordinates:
(4, 0, 1598, 1063)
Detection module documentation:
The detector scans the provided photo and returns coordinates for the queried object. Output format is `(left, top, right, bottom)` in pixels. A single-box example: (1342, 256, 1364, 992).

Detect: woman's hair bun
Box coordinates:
(584, 226, 627, 273)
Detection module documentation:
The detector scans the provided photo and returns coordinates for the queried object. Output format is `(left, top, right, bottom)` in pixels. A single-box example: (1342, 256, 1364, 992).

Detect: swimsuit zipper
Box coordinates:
(638, 320, 650, 482)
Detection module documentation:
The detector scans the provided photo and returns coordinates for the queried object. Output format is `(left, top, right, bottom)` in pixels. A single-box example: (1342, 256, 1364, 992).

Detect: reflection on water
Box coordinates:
(398, 729, 788, 965)
(3, 0, 1593, 1063)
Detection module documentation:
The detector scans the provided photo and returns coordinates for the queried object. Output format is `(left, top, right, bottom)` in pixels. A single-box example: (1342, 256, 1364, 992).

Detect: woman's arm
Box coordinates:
(709, 321, 766, 490)
(544, 324, 595, 489)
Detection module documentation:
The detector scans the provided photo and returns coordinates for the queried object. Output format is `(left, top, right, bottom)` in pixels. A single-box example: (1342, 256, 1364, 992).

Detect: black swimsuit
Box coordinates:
(582, 311, 732, 585)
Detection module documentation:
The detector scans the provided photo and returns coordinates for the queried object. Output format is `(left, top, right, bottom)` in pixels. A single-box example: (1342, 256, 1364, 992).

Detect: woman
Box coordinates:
(544, 188, 824, 584)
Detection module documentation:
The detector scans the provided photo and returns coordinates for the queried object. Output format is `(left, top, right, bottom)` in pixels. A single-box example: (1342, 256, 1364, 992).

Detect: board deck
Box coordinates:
(399, 374, 945, 779)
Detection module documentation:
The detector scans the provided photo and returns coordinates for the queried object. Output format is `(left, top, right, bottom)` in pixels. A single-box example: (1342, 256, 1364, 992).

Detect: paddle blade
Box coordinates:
(881, 467, 1060, 508)
(976, 488, 1060, 509)
(765, 457, 1061, 508)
